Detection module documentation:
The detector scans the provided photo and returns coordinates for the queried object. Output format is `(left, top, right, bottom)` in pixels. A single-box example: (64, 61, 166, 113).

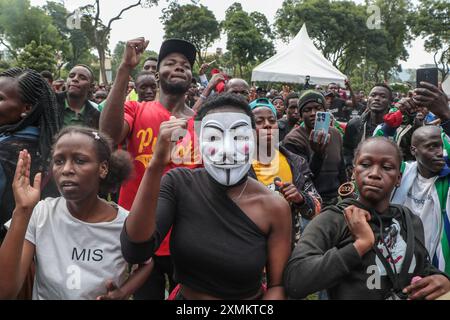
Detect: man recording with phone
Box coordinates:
(283, 90, 347, 206)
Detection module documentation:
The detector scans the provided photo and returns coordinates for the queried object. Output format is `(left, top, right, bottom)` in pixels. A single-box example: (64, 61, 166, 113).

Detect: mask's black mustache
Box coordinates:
(211, 154, 250, 165)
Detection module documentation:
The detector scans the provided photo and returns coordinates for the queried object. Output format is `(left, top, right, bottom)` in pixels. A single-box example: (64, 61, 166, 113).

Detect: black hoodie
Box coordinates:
(284, 199, 449, 300)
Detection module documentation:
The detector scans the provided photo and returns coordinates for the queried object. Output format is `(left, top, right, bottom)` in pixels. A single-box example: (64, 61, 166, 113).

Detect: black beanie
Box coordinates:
(298, 90, 326, 113)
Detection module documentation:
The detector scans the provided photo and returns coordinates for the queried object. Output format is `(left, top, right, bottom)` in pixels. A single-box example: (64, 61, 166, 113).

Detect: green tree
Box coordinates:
(409, 0, 450, 80)
(161, 2, 220, 64)
(0, 0, 64, 61)
(222, 3, 275, 78)
(111, 41, 126, 80)
(43, 1, 91, 75)
(111, 41, 157, 79)
(77, 0, 158, 84)
(367, 0, 412, 81)
(0, 59, 11, 73)
(275, 0, 411, 82)
(16, 40, 56, 73)
(275, 0, 368, 73)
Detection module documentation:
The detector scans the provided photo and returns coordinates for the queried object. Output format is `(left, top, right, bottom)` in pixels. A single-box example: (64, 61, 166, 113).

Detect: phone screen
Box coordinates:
(313, 112, 331, 143)
(416, 68, 439, 88)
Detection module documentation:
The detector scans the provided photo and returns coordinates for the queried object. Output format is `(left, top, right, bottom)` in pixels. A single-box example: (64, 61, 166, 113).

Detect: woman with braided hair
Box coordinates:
(0, 67, 60, 241)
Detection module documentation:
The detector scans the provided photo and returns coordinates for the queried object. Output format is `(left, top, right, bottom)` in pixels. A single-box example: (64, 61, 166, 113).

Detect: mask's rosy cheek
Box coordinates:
(241, 143, 250, 155)
(208, 146, 217, 156)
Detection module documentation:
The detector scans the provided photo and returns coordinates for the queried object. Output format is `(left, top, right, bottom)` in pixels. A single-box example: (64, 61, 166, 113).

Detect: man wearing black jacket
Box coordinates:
(343, 84, 392, 171)
(278, 93, 300, 141)
(283, 90, 347, 206)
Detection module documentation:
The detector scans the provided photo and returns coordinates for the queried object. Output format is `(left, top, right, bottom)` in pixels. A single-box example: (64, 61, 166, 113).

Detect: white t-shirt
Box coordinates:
(24, 197, 129, 300)
(404, 173, 439, 255)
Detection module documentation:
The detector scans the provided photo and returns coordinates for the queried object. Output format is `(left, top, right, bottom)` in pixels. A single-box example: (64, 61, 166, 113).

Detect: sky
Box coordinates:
(29, 0, 439, 70)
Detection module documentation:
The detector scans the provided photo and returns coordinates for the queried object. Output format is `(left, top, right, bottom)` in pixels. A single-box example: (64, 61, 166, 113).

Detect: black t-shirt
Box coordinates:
(277, 118, 295, 141)
(329, 97, 350, 122)
(121, 168, 267, 299)
(357, 101, 367, 115)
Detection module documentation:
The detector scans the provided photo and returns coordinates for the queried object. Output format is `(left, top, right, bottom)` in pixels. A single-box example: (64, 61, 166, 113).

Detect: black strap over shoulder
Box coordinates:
(329, 199, 416, 294)
(372, 204, 415, 294)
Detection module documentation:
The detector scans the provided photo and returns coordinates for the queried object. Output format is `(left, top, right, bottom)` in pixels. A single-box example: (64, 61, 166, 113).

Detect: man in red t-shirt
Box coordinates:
(100, 37, 201, 299)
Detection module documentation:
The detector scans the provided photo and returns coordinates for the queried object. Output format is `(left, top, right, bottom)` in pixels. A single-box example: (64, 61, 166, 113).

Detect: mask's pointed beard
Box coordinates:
(226, 168, 230, 185)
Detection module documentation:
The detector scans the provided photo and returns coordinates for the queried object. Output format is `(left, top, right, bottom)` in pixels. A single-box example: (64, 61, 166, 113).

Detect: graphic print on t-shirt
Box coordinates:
(134, 127, 201, 169)
(375, 218, 416, 276)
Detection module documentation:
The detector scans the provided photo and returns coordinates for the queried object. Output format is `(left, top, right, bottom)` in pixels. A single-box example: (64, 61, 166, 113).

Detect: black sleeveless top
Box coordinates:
(121, 168, 267, 299)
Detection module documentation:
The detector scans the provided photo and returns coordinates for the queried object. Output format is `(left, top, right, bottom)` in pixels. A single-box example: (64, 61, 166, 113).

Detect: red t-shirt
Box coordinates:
(120, 100, 201, 256)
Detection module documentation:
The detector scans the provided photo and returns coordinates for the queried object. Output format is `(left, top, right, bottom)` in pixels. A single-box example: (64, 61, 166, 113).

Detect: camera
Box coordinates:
(304, 75, 311, 89)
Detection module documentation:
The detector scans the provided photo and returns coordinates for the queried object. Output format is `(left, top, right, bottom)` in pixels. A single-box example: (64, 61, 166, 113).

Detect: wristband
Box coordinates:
(200, 94, 208, 100)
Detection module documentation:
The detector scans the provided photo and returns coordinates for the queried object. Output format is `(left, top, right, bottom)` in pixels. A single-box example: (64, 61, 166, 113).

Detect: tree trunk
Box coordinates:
(197, 50, 204, 65)
(374, 65, 380, 83)
(0, 39, 18, 62)
(437, 50, 449, 82)
(56, 62, 64, 79)
(97, 45, 107, 85)
(239, 64, 243, 78)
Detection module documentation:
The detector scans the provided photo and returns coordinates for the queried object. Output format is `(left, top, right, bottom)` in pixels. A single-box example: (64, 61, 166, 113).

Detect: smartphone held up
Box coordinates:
(416, 67, 439, 88)
(313, 111, 331, 144)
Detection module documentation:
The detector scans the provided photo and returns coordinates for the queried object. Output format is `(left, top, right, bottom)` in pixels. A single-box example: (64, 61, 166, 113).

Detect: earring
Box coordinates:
(20, 113, 27, 118)
(101, 169, 108, 179)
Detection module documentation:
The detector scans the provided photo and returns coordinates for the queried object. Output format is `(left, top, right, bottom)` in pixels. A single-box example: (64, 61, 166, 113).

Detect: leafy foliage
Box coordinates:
(16, 40, 57, 73)
(161, 2, 220, 64)
(409, 0, 450, 79)
(221, 3, 275, 78)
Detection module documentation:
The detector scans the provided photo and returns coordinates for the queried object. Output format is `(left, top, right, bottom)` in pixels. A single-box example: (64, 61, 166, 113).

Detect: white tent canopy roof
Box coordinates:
(251, 24, 347, 86)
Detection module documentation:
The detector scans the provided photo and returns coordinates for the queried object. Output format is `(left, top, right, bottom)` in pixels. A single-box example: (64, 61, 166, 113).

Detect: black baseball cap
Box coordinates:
(157, 39, 196, 71)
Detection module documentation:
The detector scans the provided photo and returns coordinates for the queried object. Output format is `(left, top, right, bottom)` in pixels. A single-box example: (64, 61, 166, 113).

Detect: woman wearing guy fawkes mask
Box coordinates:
(121, 93, 292, 300)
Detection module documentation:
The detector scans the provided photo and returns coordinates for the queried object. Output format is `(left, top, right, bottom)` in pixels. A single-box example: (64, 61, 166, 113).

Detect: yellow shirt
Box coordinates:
(252, 150, 293, 192)
(126, 89, 139, 101)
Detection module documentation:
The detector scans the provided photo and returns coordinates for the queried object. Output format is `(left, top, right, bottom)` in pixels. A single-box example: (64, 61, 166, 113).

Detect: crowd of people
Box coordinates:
(0, 35, 450, 300)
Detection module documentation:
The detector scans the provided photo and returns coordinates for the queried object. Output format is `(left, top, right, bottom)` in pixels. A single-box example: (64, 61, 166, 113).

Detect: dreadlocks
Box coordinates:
(0, 68, 61, 168)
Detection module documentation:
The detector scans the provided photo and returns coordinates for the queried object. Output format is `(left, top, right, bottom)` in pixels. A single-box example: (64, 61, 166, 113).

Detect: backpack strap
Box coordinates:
(394, 205, 416, 289)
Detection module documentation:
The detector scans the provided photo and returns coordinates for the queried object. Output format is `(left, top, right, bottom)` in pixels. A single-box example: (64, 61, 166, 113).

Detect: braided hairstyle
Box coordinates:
(52, 126, 133, 195)
(0, 68, 61, 169)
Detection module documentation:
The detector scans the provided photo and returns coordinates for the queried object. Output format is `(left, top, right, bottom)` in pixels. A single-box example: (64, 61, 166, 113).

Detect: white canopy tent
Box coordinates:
(251, 24, 347, 86)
